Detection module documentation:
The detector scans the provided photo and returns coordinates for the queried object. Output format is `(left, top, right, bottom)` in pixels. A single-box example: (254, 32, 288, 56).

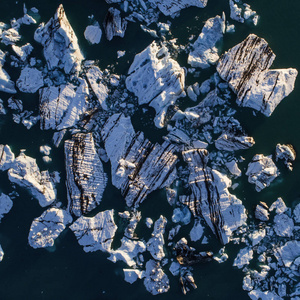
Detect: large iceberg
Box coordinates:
(64, 133, 107, 217)
(181, 149, 247, 244)
(126, 41, 185, 128)
(102, 114, 178, 207)
(217, 34, 298, 116)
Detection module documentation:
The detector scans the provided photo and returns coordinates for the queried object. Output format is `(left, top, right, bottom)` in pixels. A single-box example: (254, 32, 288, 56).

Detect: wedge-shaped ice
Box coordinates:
(0, 50, 16, 94)
(34, 4, 84, 74)
(0, 144, 15, 171)
(85, 66, 108, 110)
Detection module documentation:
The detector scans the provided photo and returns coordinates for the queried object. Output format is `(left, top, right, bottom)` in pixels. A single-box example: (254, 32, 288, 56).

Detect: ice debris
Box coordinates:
(246, 154, 279, 192)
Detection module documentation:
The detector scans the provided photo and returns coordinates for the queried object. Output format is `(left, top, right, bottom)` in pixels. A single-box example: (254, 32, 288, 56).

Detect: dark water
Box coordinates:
(0, 0, 299, 299)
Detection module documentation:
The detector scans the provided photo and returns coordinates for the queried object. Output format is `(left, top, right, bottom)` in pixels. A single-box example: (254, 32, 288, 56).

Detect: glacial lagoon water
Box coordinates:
(0, 0, 300, 299)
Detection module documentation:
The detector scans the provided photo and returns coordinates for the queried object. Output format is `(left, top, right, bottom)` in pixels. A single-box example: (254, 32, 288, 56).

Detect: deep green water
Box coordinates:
(0, 0, 299, 299)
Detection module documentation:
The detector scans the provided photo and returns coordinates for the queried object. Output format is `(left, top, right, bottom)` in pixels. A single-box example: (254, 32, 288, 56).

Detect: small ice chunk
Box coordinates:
(31, 7, 39, 13)
(16, 66, 44, 93)
(8, 152, 56, 207)
(28, 208, 72, 248)
(294, 203, 300, 223)
(233, 247, 253, 269)
(249, 229, 266, 246)
(84, 23, 102, 44)
(255, 202, 269, 221)
(144, 259, 170, 295)
(269, 197, 287, 214)
(117, 50, 126, 58)
(172, 207, 191, 225)
(42, 156, 52, 163)
(123, 269, 144, 284)
(70, 210, 117, 253)
(40, 145, 51, 156)
(274, 214, 294, 237)
(190, 219, 204, 242)
(119, 211, 130, 219)
(214, 247, 229, 263)
(169, 261, 180, 276)
(0, 193, 13, 222)
(243, 275, 253, 291)
(145, 217, 153, 228)
(1, 28, 21, 45)
(147, 216, 167, 261)
(0, 245, 3, 261)
(225, 160, 241, 177)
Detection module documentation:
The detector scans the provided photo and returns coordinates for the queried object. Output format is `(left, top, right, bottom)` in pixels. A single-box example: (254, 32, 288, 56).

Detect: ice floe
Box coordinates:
(188, 15, 225, 69)
(8, 152, 56, 207)
(28, 208, 72, 248)
(70, 209, 117, 252)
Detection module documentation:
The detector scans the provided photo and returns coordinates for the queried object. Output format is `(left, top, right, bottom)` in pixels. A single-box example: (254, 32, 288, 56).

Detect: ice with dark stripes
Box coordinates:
(217, 34, 297, 116)
(181, 149, 246, 244)
(101, 113, 178, 207)
(65, 133, 107, 217)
